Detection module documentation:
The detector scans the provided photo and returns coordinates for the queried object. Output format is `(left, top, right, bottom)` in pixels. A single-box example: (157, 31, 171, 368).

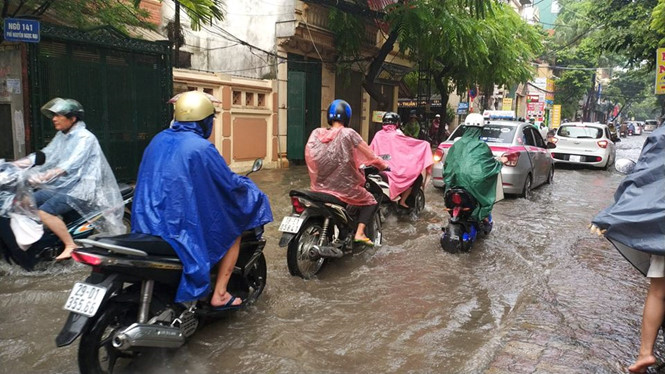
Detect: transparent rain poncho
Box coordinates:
(27, 122, 124, 235)
(305, 126, 384, 206)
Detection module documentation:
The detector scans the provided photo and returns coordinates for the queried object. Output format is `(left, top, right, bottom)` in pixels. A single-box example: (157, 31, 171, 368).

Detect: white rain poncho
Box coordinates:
(30, 121, 124, 235)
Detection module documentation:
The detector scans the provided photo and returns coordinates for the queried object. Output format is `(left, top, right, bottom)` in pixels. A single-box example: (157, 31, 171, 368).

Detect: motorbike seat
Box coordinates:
(118, 183, 134, 199)
(98, 233, 177, 257)
(289, 190, 346, 207)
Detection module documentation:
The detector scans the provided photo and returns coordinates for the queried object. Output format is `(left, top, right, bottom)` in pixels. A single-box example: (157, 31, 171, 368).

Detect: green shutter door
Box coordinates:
(287, 71, 306, 161)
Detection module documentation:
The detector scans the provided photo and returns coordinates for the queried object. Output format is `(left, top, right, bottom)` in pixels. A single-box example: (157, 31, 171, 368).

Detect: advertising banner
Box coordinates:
(502, 98, 513, 111)
(656, 48, 665, 94)
(552, 105, 561, 128)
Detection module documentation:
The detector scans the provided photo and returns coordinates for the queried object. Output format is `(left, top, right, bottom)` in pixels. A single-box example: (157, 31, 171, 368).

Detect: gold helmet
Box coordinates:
(173, 91, 215, 121)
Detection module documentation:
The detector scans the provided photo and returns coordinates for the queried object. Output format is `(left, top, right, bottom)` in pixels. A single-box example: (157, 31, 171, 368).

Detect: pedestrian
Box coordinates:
(591, 125, 665, 373)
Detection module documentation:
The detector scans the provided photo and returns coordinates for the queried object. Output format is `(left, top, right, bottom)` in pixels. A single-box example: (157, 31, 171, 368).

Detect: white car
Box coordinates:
(550, 122, 616, 169)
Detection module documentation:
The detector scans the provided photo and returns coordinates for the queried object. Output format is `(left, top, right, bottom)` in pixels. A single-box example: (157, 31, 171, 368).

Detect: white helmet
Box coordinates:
(464, 113, 485, 127)
(435, 114, 441, 118)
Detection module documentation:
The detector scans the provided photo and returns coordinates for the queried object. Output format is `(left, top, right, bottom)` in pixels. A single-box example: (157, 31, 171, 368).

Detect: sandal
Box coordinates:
(353, 237, 374, 247)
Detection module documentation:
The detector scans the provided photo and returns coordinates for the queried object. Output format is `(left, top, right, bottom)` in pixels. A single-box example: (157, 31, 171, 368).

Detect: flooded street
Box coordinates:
(0, 134, 655, 373)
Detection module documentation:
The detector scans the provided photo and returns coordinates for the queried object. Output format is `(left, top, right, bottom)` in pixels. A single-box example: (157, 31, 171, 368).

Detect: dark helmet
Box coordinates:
(327, 99, 352, 126)
(382, 112, 401, 125)
(40, 98, 85, 121)
(409, 109, 417, 118)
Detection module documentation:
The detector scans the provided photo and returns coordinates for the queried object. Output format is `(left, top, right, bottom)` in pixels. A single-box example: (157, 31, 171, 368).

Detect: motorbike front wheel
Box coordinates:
(287, 221, 326, 279)
(78, 301, 139, 374)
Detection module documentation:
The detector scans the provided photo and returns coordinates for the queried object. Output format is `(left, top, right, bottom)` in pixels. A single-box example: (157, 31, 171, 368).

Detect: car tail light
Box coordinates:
(597, 140, 609, 148)
(433, 148, 444, 163)
(291, 196, 305, 214)
(595, 156, 602, 162)
(502, 151, 519, 167)
(72, 251, 102, 266)
(451, 193, 462, 205)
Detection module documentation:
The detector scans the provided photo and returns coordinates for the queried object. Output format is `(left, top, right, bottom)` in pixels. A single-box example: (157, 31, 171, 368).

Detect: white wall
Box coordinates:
(160, 0, 295, 78)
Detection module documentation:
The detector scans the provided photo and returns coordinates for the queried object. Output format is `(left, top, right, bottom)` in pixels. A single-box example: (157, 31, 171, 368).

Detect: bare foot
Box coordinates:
(628, 354, 657, 373)
(210, 291, 242, 308)
(399, 202, 409, 209)
(55, 247, 76, 261)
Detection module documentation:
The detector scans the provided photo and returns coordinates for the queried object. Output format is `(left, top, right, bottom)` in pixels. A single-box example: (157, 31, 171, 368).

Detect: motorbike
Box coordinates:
(370, 169, 426, 218)
(0, 152, 133, 271)
(278, 164, 388, 279)
(56, 159, 267, 374)
(440, 187, 493, 253)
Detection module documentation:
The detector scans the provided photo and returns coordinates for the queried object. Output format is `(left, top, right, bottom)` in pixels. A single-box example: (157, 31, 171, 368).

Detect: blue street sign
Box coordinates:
(3, 18, 40, 43)
(456, 102, 469, 115)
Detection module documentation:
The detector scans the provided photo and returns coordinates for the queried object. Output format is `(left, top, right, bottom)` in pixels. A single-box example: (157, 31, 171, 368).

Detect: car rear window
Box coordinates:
(557, 125, 603, 139)
(450, 124, 516, 144)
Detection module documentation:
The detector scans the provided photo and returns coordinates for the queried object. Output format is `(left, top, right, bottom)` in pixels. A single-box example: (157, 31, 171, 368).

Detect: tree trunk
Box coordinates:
(361, 23, 400, 110)
(432, 71, 450, 142)
(175, 0, 180, 69)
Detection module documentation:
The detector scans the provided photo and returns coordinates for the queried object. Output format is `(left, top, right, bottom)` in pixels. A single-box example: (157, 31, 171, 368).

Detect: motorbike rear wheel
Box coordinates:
(78, 301, 139, 374)
(287, 221, 326, 279)
(364, 213, 382, 247)
(412, 188, 425, 215)
(243, 253, 267, 304)
(440, 223, 465, 253)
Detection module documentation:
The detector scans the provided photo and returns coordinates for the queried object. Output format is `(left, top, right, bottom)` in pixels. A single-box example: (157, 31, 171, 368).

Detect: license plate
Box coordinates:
(63, 282, 107, 317)
(569, 155, 582, 162)
(278, 216, 304, 233)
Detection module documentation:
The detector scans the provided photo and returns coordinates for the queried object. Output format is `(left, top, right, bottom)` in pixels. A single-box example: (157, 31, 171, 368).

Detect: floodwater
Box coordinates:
(0, 134, 655, 373)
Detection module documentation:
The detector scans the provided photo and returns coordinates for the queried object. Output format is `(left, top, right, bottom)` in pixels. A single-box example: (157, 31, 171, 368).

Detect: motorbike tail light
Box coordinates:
(597, 140, 609, 148)
(291, 196, 305, 214)
(433, 148, 444, 163)
(502, 151, 519, 167)
(451, 193, 462, 205)
(550, 137, 558, 143)
(72, 251, 102, 266)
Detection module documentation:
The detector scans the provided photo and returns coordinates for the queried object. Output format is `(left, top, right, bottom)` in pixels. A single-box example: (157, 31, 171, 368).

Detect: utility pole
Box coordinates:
(174, 0, 180, 68)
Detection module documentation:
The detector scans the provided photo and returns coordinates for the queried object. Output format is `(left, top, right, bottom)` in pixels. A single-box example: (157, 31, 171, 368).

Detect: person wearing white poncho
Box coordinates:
(28, 98, 124, 260)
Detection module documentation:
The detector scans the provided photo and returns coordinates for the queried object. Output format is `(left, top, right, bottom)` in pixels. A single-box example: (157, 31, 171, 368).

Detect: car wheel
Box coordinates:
(520, 174, 532, 199)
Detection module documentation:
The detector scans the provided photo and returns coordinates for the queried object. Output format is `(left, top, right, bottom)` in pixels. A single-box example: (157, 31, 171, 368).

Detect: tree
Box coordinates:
(324, 0, 496, 110)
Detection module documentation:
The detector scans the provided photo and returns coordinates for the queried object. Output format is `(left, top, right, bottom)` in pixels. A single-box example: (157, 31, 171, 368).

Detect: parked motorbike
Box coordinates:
(278, 164, 388, 279)
(56, 159, 267, 374)
(440, 187, 493, 253)
(0, 153, 133, 271)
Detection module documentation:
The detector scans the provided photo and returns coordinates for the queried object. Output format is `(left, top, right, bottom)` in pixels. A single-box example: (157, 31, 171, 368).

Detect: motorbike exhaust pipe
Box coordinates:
(309, 245, 343, 259)
(112, 323, 185, 350)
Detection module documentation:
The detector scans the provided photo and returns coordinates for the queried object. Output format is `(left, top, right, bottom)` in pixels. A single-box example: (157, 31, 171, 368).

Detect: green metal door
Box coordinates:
(287, 71, 306, 160)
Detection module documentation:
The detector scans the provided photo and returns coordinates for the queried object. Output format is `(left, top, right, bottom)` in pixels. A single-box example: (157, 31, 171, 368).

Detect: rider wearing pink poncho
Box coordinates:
(305, 100, 387, 245)
(369, 112, 433, 208)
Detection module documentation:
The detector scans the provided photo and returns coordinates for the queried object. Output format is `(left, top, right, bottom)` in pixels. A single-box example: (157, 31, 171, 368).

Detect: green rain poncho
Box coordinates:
(443, 126, 503, 221)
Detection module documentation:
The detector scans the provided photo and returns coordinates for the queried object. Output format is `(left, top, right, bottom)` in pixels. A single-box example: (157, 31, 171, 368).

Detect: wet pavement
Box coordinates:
(0, 133, 658, 373)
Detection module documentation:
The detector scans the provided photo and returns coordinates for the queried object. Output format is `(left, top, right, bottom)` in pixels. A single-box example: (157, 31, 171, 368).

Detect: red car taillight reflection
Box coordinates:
(502, 151, 520, 167)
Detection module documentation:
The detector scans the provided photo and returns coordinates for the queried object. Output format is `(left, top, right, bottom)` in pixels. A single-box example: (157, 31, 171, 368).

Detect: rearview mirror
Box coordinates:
(245, 158, 263, 176)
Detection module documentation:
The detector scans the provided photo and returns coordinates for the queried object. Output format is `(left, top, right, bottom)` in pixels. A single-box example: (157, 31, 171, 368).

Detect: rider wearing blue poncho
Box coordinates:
(132, 91, 273, 308)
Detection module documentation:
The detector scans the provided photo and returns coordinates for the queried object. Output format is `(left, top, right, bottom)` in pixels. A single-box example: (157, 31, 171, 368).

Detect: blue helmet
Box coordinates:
(327, 99, 352, 126)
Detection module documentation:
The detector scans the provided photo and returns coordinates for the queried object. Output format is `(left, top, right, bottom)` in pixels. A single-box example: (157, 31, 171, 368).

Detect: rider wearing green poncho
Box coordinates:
(443, 113, 506, 222)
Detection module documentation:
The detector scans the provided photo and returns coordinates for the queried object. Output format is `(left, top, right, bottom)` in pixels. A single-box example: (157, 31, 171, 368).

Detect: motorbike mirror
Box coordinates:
(379, 154, 391, 160)
(34, 151, 46, 166)
(246, 158, 263, 176)
(615, 158, 636, 174)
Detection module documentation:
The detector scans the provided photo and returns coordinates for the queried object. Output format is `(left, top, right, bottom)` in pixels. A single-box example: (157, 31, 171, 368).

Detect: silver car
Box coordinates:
(550, 122, 616, 169)
(644, 120, 659, 132)
(432, 120, 555, 197)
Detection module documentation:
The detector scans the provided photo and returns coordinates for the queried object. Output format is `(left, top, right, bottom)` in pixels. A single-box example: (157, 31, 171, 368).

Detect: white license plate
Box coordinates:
(63, 282, 107, 317)
(569, 155, 582, 162)
(278, 216, 304, 233)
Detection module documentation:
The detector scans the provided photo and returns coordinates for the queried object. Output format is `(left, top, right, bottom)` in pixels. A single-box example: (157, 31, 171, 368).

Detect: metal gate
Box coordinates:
(27, 24, 172, 182)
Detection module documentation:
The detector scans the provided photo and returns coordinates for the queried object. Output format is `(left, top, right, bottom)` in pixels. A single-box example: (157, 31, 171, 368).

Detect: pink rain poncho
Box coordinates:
(370, 125, 433, 200)
(305, 126, 383, 206)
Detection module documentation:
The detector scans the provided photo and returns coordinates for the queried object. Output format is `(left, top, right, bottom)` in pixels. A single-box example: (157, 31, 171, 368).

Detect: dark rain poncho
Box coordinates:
(131, 120, 273, 302)
(592, 126, 665, 275)
(443, 127, 503, 221)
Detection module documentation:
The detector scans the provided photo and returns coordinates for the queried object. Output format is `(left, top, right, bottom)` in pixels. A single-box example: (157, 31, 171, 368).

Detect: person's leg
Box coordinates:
(629, 277, 665, 373)
(354, 204, 375, 241)
(210, 236, 242, 308)
(39, 210, 77, 260)
(399, 187, 413, 208)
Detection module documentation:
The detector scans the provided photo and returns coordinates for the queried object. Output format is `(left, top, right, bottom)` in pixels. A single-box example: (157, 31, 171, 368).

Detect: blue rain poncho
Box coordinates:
(592, 126, 665, 275)
(131, 119, 273, 302)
